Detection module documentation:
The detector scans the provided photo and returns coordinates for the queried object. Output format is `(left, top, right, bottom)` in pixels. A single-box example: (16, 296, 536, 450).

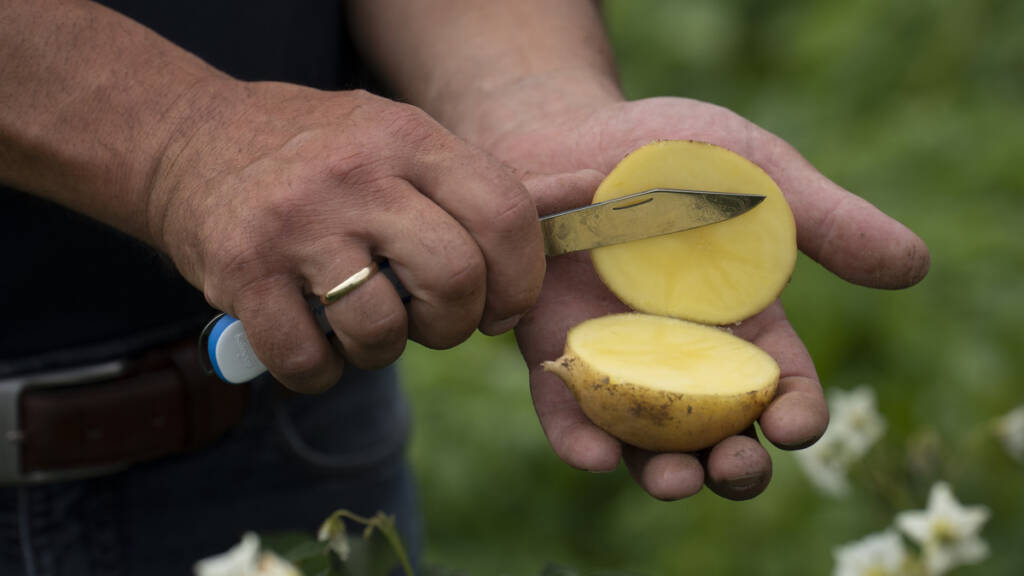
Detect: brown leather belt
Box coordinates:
(0, 338, 247, 484)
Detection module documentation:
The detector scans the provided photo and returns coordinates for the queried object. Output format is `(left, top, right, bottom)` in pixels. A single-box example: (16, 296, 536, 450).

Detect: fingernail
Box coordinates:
(487, 314, 523, 335)
(726, 473, 766, 492)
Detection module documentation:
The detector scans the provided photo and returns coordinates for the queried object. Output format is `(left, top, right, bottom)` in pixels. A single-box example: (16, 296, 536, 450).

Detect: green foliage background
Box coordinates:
(398, 1, 1024, 574)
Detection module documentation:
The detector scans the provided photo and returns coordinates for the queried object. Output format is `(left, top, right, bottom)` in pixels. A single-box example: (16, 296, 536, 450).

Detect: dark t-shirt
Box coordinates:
(0, 1, 368, 375)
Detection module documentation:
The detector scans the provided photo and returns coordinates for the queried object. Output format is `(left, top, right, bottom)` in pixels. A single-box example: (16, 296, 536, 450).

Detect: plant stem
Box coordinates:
(333, 510, 414, 576)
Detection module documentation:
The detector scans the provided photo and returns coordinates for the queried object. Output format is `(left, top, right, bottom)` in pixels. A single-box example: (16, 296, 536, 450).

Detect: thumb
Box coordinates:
(782, 153, 931, 289)
(744, 133, 931, 290)
(521, 169, 606, 217)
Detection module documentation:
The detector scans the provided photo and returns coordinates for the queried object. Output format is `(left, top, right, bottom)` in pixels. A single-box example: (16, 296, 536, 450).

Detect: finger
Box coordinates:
(743, 130, 931, 289)
(627, 109, 932, 289)
(522, 169, 606, 217)
(232, 276, 343, 394)
(407, 133, 545, 335)
(517, 252, 628, 472)
(573, 103, 929, 288)
(528, 366, 622, 472)
(704, 432, 773, 501)
(761, 376, 829, 450)
(514, 170, 626, 474)
(312, 253, 408, 371)
(369, 180, 487, 350)
(735, 302, 829, 450)
(623, 445, 704, 501)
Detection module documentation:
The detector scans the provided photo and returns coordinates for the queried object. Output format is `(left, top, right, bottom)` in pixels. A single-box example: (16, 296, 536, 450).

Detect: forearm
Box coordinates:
(0, 0, 231, 244)
(347, 0, 623, 147)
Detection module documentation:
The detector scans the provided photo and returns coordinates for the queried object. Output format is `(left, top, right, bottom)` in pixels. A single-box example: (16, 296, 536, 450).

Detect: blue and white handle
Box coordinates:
(202, 261, 407, 384)
(203, 305, 333, 384)
(204, 314, 270, 384)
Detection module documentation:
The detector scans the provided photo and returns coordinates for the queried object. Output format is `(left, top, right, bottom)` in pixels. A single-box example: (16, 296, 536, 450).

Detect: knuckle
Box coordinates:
(348, 305, 407, 351)
(324, 142, 385, 186)
(271, 340, 334, 384)
(314, 97, 431, 185)
(488, 287, 536, 323)
(202, 260, 275, 316)
(383, 102, 436, 143)
(204, 243, 280, 303)
(417, 318, 476, 351)
(438, 251, 487, 304)
(483, 185, 538, 237)
(350, 338, 407, 371)
(482, 272, 541, 329)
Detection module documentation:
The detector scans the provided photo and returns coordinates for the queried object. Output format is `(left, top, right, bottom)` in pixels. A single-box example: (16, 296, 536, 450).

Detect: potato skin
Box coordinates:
(546, 139, 793, 452)
(544, 354, 778, 453)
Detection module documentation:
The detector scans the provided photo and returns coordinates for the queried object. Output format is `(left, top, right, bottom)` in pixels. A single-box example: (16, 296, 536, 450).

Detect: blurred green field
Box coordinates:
(398, 1, 1024, 574)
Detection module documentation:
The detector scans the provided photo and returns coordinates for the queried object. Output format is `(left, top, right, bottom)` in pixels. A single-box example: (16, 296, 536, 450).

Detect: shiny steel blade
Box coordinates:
(540, 188, 766, 256)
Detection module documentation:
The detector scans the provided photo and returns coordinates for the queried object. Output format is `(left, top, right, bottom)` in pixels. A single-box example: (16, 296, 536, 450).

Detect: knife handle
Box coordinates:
(200, 261, 408, 384)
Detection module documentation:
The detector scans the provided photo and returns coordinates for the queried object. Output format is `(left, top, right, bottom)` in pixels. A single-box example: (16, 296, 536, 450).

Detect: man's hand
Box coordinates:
(149, 83, 545, 392)
(345, 0, 930, 501)
(479, 95, 931, 501)
(0, 1, 547, 394)
(344, 0, 929, 500)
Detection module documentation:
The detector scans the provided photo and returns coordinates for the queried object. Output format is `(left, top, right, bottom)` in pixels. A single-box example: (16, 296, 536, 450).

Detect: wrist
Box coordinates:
(144, 74, 249, 254)
(435, 68, 624, 155)
(350, 0, 624, 153)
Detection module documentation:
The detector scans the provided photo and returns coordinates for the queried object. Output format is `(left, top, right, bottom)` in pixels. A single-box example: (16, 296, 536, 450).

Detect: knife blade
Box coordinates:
(541, 188, 765, 255)
(202, 187, 766, 384)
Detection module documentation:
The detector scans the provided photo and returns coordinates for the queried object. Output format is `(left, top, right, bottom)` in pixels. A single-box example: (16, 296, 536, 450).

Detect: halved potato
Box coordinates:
(590, 140, 796, 325)
(543, 313, 779, 453)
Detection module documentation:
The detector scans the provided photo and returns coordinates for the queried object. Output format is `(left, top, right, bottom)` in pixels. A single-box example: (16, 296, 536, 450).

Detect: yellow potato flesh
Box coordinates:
(544, 314, 779, 453)
(591, 140, 797, 325)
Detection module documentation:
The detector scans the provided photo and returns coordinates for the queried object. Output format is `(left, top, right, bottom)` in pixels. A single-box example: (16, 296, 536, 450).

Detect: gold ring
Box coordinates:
(320, 261, 379, 305)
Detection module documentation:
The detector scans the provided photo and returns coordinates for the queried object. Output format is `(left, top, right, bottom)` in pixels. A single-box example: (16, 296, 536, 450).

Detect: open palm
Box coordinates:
(490, 97, 930, 500)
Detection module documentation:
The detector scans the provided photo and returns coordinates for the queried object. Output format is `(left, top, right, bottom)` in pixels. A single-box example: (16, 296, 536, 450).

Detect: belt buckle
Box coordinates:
(0, 360, 130, 485)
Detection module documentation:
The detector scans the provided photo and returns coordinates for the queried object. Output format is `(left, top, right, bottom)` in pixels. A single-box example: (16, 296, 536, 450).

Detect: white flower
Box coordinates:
(833, 529, 910, 576)
(194, 532, 303, 576)
(829, 386, 887, 457)
(194, 533, 261, 576)
(257, 552, 303, 576)
(994, 404, 1024, 464)
(896, 482, 991, 575)
(795, 432, 853, 497)
(795, 385, 886, 497)
(317, 513, 351, 562)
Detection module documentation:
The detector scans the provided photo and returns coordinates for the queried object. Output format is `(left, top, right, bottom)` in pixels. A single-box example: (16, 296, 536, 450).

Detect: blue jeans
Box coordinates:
(0, 366, 420, 575)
